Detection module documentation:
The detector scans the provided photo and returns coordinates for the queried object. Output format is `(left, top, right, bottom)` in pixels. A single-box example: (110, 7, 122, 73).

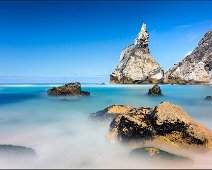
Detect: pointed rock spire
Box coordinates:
(135, 23, 149, 48)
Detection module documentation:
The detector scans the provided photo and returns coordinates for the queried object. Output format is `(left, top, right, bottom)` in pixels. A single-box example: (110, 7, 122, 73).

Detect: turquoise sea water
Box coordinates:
(0, 84, 211, 168)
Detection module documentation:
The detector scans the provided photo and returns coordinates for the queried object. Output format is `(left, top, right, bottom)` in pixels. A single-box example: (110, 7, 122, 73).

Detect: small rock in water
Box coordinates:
(130, 147, 192, 162)
(148, 84, 162, 95)
(0, 145, 36, 159)
(47, 82, 90, 96)
(204, 96, 212, 100)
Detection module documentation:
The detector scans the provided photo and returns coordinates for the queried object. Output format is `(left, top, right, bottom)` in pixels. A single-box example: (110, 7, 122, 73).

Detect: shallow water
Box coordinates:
(0, 84, 211, 168)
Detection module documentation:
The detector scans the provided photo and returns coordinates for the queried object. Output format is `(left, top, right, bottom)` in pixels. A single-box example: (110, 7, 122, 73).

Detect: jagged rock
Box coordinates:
(89, 105, 134, 121)
(148, 84, 162, 95)
(47, 82, 90, 96)
(130, 147, 192, 162)
(204, 96, 212, 100)
(0, 145, 36, 158)
(164, 30, 212, 84)
(106, 107, 154, 143)
(110, 23, 164, 84)
(107, 102, 212, 152)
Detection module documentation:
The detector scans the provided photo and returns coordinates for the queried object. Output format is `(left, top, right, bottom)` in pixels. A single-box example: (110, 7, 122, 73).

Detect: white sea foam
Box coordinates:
(0, 118, 207, 169)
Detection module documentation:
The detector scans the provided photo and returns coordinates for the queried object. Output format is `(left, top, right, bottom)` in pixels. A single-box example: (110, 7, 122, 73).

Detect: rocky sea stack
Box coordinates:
(164, 30, 212, 85)
(110, 24, 164, 84)
(47, 82, 90, 96)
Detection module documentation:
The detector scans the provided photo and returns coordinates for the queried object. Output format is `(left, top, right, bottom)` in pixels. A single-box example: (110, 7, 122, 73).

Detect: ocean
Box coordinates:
(0, 84, 211, 168)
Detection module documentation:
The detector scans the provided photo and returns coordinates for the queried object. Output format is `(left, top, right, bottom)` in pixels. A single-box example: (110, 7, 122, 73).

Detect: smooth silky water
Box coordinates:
(0, 84, 211, 168)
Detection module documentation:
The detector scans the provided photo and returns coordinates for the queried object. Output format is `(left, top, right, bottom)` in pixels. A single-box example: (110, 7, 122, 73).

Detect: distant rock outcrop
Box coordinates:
(148, 84, 162, 95)
(110, 23, 164, 84)
(164, 30, 212, 84)
(47, 82, 90, 96)
(106, 102, 212, 152)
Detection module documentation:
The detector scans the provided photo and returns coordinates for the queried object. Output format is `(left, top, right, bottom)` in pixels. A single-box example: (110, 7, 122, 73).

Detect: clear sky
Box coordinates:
(0, 1, 212, 83)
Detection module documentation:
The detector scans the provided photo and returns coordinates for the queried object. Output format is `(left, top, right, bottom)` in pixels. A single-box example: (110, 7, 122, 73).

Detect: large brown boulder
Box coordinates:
(47, 82, 90, 96)
(106, 107, 154, 143)
(107, 102, 212, 153)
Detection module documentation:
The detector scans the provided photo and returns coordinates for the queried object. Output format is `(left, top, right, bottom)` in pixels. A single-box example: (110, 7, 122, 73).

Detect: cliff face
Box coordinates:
(164, 30, 212, 85)
(110, 24, 164, 84)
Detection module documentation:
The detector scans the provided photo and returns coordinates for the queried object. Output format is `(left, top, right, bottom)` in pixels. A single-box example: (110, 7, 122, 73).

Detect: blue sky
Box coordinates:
(0, 1, 212, 83)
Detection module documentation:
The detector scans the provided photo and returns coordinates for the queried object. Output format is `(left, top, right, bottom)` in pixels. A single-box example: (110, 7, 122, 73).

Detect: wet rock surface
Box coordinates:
(107, 102, 212, 152)
(148, 84, 162, 95)
(47, 82, 90, 96)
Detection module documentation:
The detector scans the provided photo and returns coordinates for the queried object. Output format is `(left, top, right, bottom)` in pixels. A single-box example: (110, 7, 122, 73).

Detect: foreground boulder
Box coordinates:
(148, 84, 162, 95)
(107, 102, 212, 153)
(47, 82, 90, 96)
(164, 30, 212, 85)
(0, 145, 36, 158)
(110, 23, 164, 84)
(89, 105, 134, 121)
(130, 147, 192, 162)
(106, 107, 154, 142)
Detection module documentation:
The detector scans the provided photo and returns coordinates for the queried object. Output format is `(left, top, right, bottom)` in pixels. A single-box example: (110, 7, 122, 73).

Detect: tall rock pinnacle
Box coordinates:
(110, 23, 164, 84)
(134, 23, 149, 48)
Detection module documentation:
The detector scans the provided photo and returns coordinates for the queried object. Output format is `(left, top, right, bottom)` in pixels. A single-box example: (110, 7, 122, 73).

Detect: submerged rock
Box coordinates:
(107, 102, 212, 152)
(204, 96, 212, 100)
(110, 23, 164, 84)
(89, 105, 134, 121)
(148, 84, 162, 95)
(47, 82, 90, 96)
(0, 145, 36, 158)
(130, 147, 192, 162)
(164, 30, 212, 85)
